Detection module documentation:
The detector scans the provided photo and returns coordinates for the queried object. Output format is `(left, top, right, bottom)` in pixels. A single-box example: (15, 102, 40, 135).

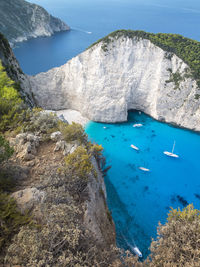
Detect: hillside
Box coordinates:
(0, 0, 70, 45)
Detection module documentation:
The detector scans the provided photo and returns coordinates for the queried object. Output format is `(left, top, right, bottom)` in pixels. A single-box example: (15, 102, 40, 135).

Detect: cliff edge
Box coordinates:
(0, 0, 70, 45)
(0, 32, 34, 105)
(30, 30, 200, 131)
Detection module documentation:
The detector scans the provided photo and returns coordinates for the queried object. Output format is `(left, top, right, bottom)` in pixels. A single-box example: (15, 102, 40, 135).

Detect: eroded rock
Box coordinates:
(12, 187, 46, 213)
(50, 131, 62, 142)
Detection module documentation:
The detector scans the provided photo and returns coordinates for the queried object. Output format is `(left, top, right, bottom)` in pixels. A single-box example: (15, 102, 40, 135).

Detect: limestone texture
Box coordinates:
(30, 35, 200, 131)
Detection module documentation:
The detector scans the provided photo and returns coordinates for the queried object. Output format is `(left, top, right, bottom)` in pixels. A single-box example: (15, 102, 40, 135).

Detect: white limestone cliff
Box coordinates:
(30, 35, 200, 131)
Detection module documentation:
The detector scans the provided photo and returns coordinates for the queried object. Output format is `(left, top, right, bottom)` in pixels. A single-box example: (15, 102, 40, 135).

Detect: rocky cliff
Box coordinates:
(1, 111, 118, 265)
(0, 32, 34, 106)
(30, 30, 200, 131)
(0, 0, 69, 45)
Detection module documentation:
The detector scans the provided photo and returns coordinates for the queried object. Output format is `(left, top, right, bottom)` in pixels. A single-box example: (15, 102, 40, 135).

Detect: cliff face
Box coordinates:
(0, 0, 69, 45)
(2, 114, 116, 265)
(0, 33, 34, 106)
(30, 34, 200, 131)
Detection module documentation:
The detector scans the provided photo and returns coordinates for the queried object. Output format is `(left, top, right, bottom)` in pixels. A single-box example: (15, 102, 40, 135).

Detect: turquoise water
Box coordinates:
(85, 111, 200, 258)
(14, 0, 200, 75)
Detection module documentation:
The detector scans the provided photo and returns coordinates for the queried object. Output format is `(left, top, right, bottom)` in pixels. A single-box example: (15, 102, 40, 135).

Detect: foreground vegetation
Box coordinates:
(1, 40, 200, 265)
(90, 29, 200, 87)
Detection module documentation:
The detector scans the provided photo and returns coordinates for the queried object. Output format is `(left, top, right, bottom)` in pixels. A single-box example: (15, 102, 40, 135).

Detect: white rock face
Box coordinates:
(30, 36, 200, 131)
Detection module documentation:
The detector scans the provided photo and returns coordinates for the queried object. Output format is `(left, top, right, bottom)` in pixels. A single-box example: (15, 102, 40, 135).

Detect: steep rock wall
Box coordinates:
(84, 157, 115, 245)
(30, 35, 200, 131)
(0, 33, 34, 106)
(0, 0, 69, 45)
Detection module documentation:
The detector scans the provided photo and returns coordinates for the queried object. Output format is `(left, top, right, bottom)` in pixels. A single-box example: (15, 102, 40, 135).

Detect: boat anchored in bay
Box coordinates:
(130, 144, 139, 150)
(133, 123, 143, 127)
(139, 167, 150, 172)
(163, 141, 179, 158)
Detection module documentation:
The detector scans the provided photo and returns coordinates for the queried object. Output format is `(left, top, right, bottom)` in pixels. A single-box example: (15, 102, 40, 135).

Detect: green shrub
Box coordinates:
(0, 61, 27, 132)
(60, 122, 87, 144)
(147, 204, 200, 266)
(64, 146, 93, 180)
(0, 193, 31, 251)
(0, 135, 13, 164)
(23, 109, 59, 135)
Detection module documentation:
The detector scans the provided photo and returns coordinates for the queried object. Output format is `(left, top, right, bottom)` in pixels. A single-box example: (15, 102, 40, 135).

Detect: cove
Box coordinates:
(85, 111, 200, 258)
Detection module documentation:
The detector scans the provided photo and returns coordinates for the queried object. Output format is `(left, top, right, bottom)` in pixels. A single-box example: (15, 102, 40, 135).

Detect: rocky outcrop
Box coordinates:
(30, 33, 200, 131)
(12, 132, 40, 161)
(0, 33, 34, 106)
(12, 187, 46, 213)
(10, 127, 115, 248)
(0, 0, 69, 45)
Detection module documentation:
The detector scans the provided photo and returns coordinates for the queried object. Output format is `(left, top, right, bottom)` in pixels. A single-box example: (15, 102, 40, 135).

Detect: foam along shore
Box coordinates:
(50, 109, 89, 126)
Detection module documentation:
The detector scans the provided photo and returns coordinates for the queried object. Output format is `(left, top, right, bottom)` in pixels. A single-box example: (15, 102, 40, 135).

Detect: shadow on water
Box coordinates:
(170, 194, 189, 207)
(194, 193, 200, 200)
(105, 176, 151, 259)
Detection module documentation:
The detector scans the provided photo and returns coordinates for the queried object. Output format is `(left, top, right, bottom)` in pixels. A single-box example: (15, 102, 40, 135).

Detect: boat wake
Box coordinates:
(120, 233, 143, 258)
(71, 27, 92, 34)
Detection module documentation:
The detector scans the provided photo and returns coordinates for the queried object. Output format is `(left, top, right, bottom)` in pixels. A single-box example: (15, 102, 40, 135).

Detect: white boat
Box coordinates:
(139, 167, 150, 172)
(163, 141, 179, 158)
(125, 240, 143, 258)
(133, 123, 143, 127)
(103, 126, 107, 129)
(130, 144, 139, 150)
(132, 246, 143, 258)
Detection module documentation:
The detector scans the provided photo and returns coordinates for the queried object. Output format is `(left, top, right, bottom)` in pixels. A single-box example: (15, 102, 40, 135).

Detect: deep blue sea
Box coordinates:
(86, 111, 200, 257)
(12, 0, 200, 258)
(14, 0, 200, 75)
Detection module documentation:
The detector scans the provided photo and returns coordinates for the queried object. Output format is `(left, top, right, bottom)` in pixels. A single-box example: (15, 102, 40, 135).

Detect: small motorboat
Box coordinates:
(125, 239, 143, 258)
(130, 144, 139, 150)
(139, 167, 150, 172)
(163, 141, 179, 158)
(133, 123, 143, 127)
(132, 246, 143, 258)
(103, 126, 107, 129)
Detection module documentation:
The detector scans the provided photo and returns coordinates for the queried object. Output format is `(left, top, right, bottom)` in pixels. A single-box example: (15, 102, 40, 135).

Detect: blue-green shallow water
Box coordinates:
(85, 111, 200, 258)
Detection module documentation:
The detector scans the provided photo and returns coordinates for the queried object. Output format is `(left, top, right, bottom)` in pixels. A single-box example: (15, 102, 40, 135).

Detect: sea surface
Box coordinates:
(14, 0, 200, 75)
(12, 0, 200, 258)
(86, 111, 200, 258)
